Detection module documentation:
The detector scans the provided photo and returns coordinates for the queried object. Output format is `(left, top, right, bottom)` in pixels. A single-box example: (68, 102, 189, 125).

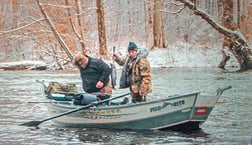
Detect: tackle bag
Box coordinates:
(73, 92, 110, 105)
(45, 82, 78, 95)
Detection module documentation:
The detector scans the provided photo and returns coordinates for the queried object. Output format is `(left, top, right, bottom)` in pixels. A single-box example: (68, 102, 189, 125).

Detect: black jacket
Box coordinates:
(80, 56, 111, 93)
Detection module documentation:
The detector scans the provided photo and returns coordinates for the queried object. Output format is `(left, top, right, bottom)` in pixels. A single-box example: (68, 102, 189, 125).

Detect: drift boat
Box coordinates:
(22, 81, 231, 131)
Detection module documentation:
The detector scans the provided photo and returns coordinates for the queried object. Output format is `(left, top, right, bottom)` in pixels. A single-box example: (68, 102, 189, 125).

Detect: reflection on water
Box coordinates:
(0, 68, 251, 145)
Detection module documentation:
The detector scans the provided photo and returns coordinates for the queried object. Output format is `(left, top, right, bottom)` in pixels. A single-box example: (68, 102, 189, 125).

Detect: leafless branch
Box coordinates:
(176, 0, 248, 44)
(0, 18, 45, 35)
(159, 5, 185, 14)
(65, 0, 82, 40)
(36, 0, 74, 60)
(43, 3, 76, 9)
(144, 0, 185, 14)
(163, 1, 185, 6)
(42, 50, 70, 61)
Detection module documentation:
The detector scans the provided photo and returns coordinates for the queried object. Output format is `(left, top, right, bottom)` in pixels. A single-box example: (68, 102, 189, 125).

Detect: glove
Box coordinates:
(112, 54, 118, 61)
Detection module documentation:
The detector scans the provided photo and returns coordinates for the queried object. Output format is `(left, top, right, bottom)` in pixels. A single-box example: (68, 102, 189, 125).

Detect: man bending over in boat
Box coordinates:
(112, 42, 152, 103)
(72, 54, 112, 96)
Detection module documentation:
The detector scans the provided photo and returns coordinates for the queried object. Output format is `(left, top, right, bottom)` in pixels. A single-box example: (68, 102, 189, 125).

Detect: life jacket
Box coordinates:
(119, 56, 131, 88)
(119, 48, 149, 89)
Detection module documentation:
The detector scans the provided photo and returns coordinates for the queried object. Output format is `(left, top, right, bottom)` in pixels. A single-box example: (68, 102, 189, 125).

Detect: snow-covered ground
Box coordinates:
(149, 42, 223, 68)
(111, 41, 239, 69)
(0, 42, 239, 70)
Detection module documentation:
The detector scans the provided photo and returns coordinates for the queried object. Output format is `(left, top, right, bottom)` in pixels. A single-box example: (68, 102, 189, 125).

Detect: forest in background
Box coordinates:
(0, 0, 251, 70)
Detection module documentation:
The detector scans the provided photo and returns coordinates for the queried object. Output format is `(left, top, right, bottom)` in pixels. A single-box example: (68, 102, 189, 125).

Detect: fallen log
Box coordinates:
(0, 60, 47, 70)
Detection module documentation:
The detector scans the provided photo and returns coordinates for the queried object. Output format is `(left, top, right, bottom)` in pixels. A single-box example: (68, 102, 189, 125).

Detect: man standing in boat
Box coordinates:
(72, 54, 112, 96)
(112, 42, 152, 103)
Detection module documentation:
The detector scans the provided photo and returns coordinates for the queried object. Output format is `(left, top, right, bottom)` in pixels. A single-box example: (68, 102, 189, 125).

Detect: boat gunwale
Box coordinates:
(45, 91, 202, 110)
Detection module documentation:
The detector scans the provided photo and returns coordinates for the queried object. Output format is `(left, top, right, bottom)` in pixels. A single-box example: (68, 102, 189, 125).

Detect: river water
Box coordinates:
(0, 68, 251, 145)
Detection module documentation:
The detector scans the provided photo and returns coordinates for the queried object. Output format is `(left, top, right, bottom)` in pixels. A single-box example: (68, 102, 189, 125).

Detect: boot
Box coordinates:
(121, 97, 129, 105)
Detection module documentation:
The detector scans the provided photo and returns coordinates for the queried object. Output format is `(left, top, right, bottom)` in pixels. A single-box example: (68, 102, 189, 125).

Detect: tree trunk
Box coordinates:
(75, 0, 86, 53)
(11, 0, 18, 28)
(65, 0, 86, 54)
(36, 0, 73, 61)
(152, 0, 166, 49)
(218, 0, 236, 69)
(96, 0, 107, 56)
(177, 0, 252, 71)
(239, 0, 252, 44)
(145, 0, 154, 48)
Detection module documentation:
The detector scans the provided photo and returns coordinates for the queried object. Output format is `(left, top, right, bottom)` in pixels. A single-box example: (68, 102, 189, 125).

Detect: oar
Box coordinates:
(20, 92, 130, 127)
(27, 101, 71, 103)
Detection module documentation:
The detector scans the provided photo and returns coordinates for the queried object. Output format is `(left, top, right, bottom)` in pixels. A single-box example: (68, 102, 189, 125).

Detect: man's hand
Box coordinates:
(96, 81, 104, 89)
(112, 54, 117, 61)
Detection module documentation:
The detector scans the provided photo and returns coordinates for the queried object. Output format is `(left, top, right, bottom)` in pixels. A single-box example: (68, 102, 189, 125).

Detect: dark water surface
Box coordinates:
(0, 68, 251, 145)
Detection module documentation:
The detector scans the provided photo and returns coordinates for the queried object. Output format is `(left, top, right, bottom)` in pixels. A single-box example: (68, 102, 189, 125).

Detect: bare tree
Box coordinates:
(36, 0, 73, 60)
(96, 0, 107, 56)
(66, 0, 86, 53)
(11, 0, 18, 28)
(218, 0, 237, 69)
(177, 0, 252, 71)
(144, 0, 154, 48)
(152, 0, 166, 49)
(238, 0, 252, 43)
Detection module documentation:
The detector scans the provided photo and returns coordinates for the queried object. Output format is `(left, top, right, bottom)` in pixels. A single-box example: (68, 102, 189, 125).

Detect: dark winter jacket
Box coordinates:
(80, 56, 111, 93)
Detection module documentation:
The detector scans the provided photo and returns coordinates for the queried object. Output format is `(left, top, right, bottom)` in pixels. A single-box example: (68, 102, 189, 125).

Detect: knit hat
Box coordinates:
(128, 42, 137, 51)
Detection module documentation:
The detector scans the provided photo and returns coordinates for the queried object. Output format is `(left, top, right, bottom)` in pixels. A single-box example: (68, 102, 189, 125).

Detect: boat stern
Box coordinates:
(190, 85, 232, 124)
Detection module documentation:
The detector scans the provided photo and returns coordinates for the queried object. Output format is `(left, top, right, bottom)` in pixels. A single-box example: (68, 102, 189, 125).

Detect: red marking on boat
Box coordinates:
(195, 106, 208, 115)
